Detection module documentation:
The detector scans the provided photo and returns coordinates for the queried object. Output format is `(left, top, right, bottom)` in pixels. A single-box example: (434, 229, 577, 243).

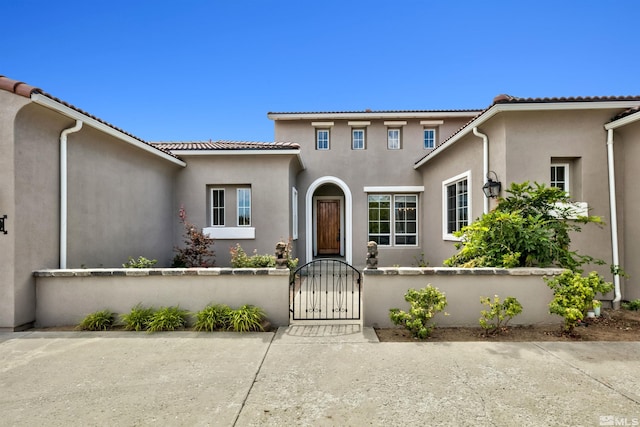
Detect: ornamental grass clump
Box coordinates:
(389, 285, 448, 339)
(194, 303, 233, 332)
(120, 304, 155, 331)
(77, 309, 115, 331)
(146, 306, 190, 333)
(229, 304, 266, 332)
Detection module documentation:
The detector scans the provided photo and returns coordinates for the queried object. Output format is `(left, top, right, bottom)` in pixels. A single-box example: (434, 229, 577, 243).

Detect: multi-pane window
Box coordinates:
(316, 129, 329, 150)
(387, 129, 400, 150)
(352, 129, 365, 150)
(394, 195, 417, 245)
(424, 128, 436, 149)
(210, 188, 225, 226)
(551, 164, 569, 193)
(445, 178, 468, 235)
(368, 194, 418, 246)
(237, 188, 251, 226)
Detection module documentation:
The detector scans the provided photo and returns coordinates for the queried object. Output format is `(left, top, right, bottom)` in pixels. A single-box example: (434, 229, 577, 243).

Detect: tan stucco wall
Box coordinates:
(34, 268, 290, 327)
(274, 117, 472, 268)
(0, 91, 30, 329)
(615, 121, 640, 300)
(174, 154, 296, 266)
(8, 102, 180, 329)
(363, 268, 564, 328)
(418, 109, 622, 285)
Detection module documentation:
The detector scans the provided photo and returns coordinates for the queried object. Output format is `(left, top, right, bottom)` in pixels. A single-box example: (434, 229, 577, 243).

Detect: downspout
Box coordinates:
(606, 128, 622, 307)
(473, 127, 490, 214)
(60, 120, 83, 269)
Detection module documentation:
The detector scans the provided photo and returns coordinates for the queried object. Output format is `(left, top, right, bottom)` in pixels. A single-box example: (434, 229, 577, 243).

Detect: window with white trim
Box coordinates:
(352, 129, 365, 150)
(237, 188, 251, 226)
(550, 163, 569, 194)
(387, 129, 400, 150)
(210, 188, 225, 226)
(443, 172, 470, 239)
(368, 194, 418, 246)
(424, 128, 436, 149)
(316, 129, 329, 150)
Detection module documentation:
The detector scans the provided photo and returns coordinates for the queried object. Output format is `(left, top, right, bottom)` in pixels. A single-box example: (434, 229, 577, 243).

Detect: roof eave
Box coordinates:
(605, 109, 640, 130)
(415, 100, 640, 169)
(171, 149, 306, 170)
(31, 93, 186, 167)
(268, 111, 482, 121)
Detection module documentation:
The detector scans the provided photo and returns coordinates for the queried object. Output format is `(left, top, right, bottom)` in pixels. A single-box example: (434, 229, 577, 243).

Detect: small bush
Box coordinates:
(622, 299, 640, 311)
(546, 271, 613, 333)
(194, 304, 233, 332)
(120, 304, 155, 331)
(147, 306, 190, 333)
(122, 256, 157, 268)
(230, 244, 275, 268)
(479, 295, 523, 334)
(229, 305, 265, 332)
(78, 309, 115, 331)
(389, 285, 448, 339)
(173, 207, 215, 267)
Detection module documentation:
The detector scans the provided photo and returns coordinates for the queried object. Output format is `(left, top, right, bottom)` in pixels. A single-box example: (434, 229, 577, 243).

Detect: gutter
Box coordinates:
(60, 120, 83, 269)
(472, 127, 490, 214)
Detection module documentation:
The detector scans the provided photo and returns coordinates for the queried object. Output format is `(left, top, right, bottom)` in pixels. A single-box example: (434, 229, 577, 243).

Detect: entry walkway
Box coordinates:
(0, 328, 639, 426)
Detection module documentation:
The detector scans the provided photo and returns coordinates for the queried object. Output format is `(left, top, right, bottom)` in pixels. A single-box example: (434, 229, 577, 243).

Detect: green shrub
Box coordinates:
(545, 271, 613, 333)
(147, 306, 190, 333)
(78, 309, 115, 331)
(479, 295, 523, 334)
(120, 304, 155, 331)
(122, 256, 157, 268)
(194, 304, 232, 332)
(230, 244, 275, 268)
(622, 299, 640, 311)
(445, 182, 604, 271)
(389, 285, 448, 339)
(229, 305, 265, 332)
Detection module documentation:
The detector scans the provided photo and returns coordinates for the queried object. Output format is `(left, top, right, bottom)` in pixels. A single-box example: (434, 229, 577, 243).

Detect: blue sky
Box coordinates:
(2, 1, 639, 142)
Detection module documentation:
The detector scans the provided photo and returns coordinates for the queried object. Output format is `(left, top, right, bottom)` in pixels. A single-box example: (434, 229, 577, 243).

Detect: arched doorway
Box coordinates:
(305, 176, 352, 264)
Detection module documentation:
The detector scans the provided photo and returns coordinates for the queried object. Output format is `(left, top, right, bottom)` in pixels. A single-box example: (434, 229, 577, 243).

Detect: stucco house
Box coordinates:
(1, 74, 639, 330)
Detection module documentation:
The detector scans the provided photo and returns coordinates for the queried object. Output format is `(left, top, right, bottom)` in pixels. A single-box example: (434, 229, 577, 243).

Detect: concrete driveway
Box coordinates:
(1, 325, 639, 426)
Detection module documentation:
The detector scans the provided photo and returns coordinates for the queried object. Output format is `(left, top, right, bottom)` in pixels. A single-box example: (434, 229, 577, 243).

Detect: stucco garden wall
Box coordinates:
(363, 267, 565, 328)
(34, 268, 290, 328)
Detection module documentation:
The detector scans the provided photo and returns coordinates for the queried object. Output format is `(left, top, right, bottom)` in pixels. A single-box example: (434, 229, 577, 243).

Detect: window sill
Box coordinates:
(203, 227, 255, 239)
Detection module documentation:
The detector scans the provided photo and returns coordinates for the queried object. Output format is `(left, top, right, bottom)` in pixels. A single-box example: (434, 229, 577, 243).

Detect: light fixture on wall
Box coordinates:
(0, 214, 6, 234)
(482, 171, 502, 198)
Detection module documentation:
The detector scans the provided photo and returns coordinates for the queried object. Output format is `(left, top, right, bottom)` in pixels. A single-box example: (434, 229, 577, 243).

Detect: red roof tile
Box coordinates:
(152, 141, 300, 151)
(0, 76, 41, 97)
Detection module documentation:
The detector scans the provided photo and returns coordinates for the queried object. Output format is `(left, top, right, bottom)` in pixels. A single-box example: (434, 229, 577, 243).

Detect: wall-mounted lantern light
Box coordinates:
(0, 215, 6, 234)
(482, 171, 502, 198)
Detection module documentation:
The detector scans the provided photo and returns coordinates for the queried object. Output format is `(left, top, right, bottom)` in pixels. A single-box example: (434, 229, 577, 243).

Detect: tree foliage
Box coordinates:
(173, 207, 215, 267)
(444, 182, 604, 271)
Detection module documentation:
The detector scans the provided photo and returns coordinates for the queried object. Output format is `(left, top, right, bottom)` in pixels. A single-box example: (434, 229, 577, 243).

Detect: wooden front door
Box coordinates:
(317, 200, 340, 255)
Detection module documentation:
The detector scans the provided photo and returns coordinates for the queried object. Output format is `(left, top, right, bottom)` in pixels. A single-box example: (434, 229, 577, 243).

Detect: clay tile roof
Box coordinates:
(0, 75, 42, 98)
(151, 140, 301, 151)
(610, 106, 640, 122)
(268, 109, 480, 115)
(492, 94, 640, 105)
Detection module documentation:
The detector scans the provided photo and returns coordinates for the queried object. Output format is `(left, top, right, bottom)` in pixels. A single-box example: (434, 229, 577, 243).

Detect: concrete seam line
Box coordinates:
(532, 343, 640, 405)
(232, 332, 277, 426)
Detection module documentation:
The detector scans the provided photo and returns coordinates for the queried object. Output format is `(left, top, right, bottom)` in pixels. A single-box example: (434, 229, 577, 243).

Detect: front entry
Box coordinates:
(317, 199, 340, 255)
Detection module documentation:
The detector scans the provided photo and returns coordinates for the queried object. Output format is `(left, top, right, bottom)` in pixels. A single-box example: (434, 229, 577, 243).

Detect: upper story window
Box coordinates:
(551, 163, 570, 194)
(443, 171, 471, 240)
(316, 129, 330, 150)
(424, 128, 436, 149)
(237, 188, 251, 226)
(210, 188, 225, 226)
(387, 129, 401, 150)
(352, 129, 365, 150)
